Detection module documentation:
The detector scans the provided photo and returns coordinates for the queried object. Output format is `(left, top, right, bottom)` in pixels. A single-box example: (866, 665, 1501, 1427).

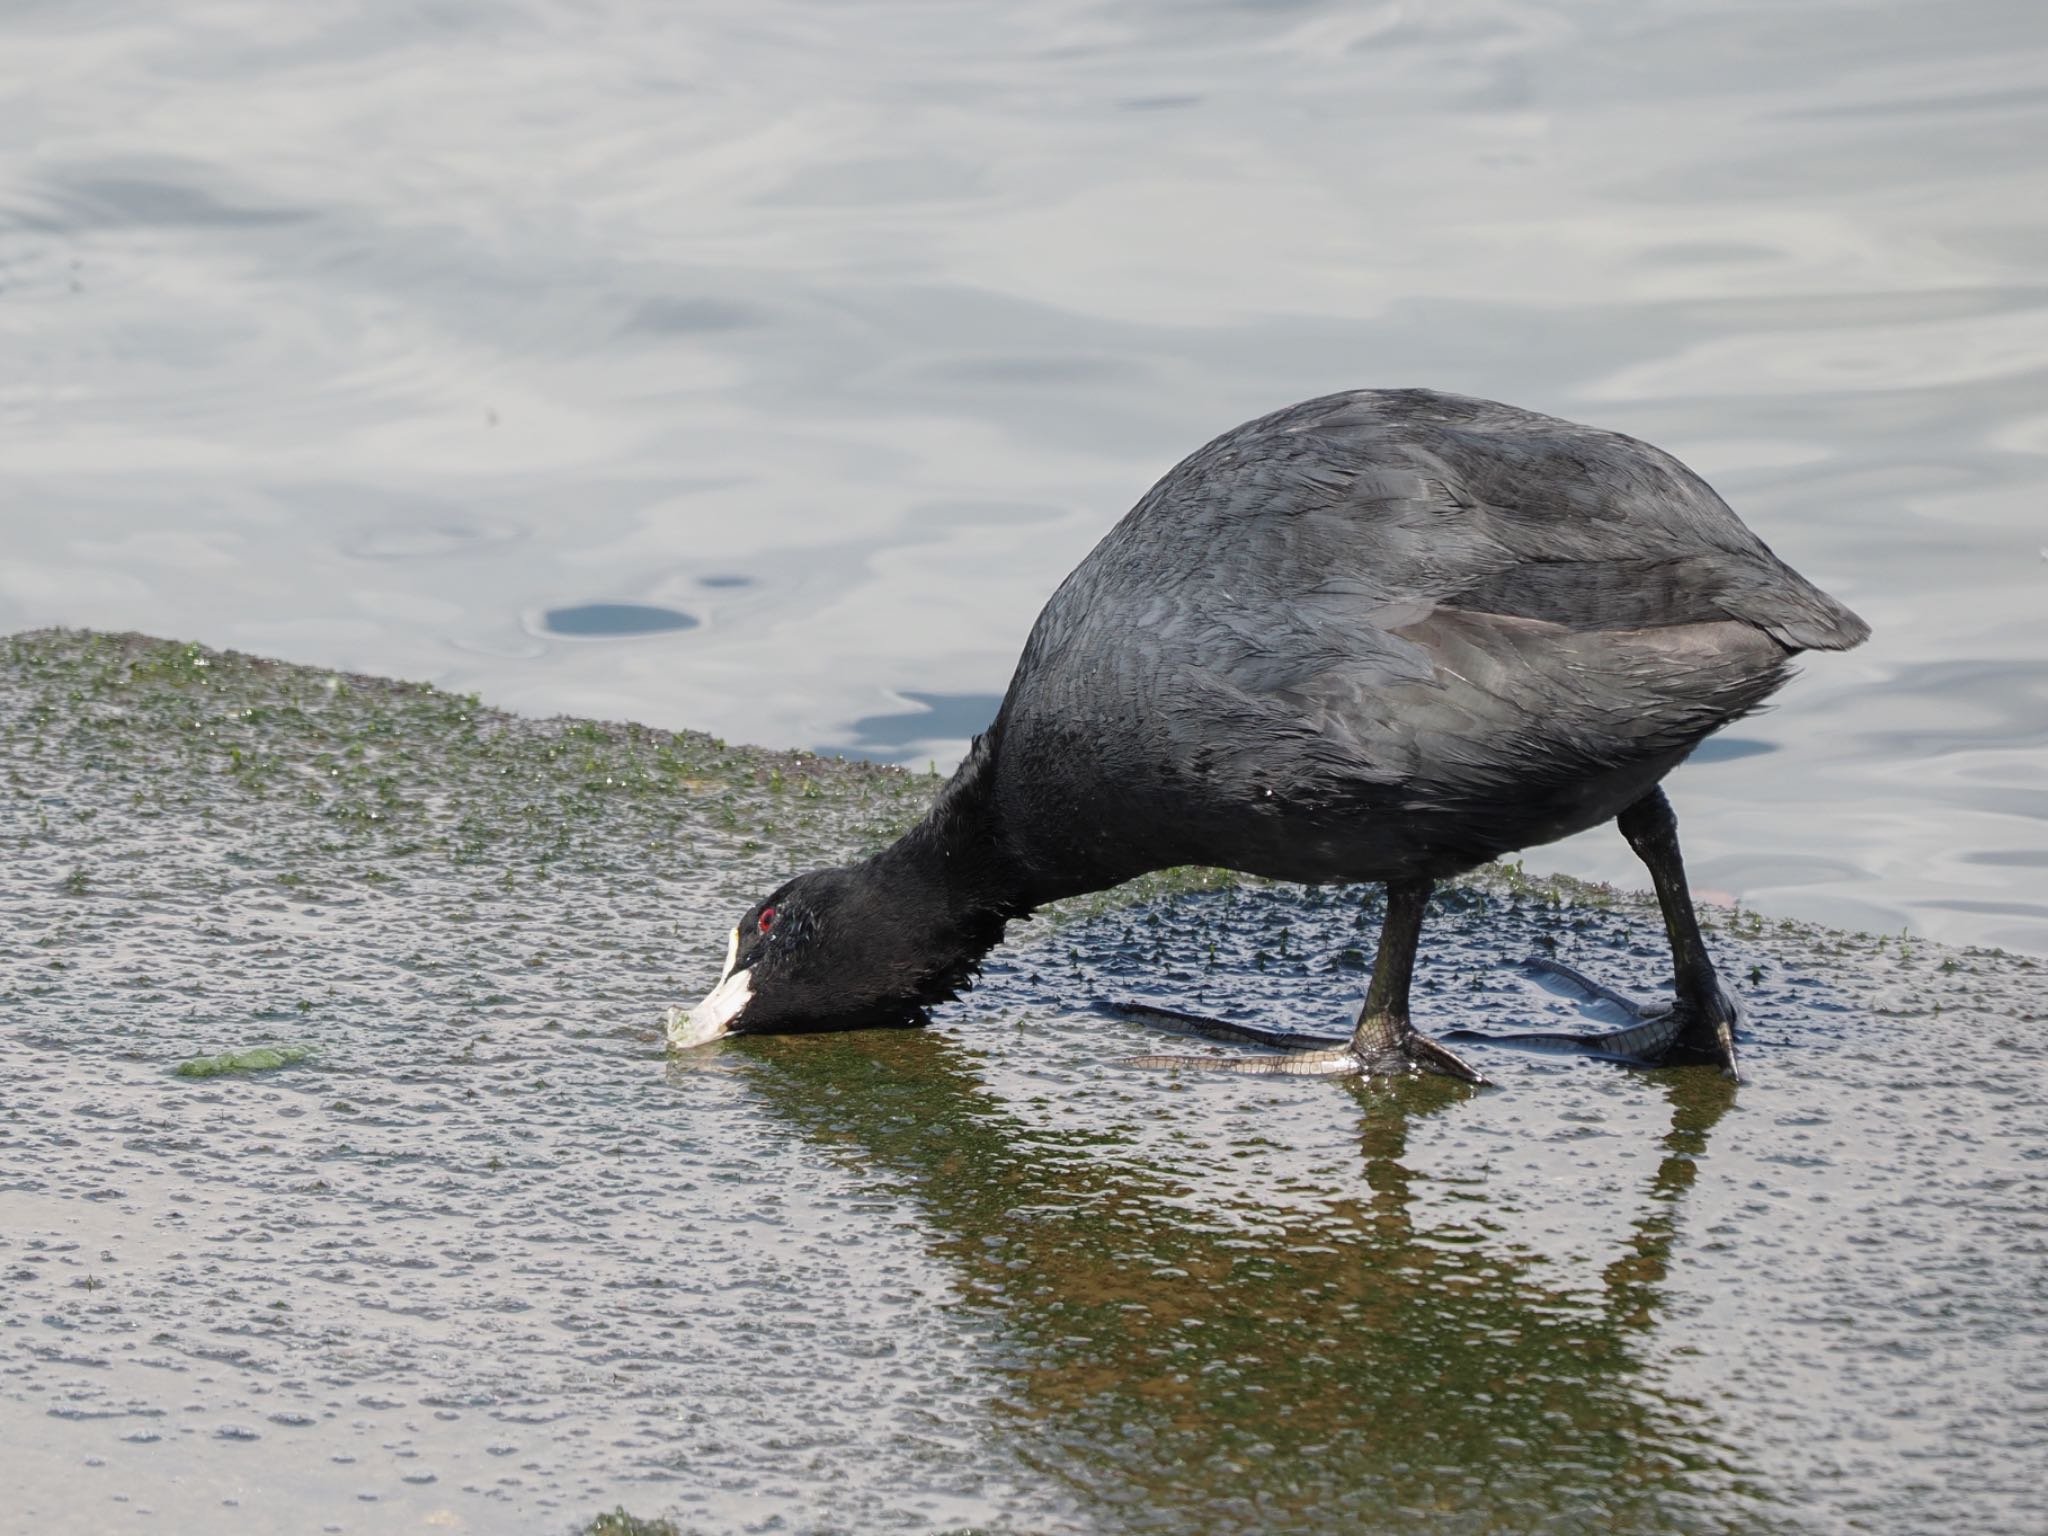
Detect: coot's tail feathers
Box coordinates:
(1726, 563, 1870, 654)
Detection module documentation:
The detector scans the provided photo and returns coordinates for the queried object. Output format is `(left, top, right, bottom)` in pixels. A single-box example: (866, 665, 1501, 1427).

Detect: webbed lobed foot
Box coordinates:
(1351, 1004, 1489, 1084)
(1453, 958, 1742, 1080)
(1109, 999, 1489, 1084)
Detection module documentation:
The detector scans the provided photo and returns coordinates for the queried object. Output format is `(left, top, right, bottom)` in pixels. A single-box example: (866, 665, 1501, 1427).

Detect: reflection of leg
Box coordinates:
(1650, 1064, 1737, 1199)
(1459, 791, 1742, 1077)
(1349, 880, 1486, 1083)
(1619, 789, 1741, 1079)
(1112, 881, 1485, 1083)
(1603, 1066, 1737, 1325)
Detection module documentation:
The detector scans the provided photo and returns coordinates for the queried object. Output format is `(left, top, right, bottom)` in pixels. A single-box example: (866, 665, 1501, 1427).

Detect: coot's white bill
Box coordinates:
(666, 927, 746, 1048)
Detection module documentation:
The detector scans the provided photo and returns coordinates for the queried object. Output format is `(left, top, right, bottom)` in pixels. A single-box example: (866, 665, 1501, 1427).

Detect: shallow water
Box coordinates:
(4, 634, 2043, 1534)
(2, 0, 2045, 952)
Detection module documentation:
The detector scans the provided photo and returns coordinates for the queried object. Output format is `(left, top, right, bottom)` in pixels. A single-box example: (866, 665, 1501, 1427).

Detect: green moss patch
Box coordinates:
(173, 1044, 314, 1078)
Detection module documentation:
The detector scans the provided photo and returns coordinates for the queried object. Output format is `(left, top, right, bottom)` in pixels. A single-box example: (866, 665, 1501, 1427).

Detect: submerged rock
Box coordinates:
(2, 629, 2041, 1536)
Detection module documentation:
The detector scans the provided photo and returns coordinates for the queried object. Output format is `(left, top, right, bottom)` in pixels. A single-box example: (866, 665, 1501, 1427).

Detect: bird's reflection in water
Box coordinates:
(737, 1031, 1774, 1534)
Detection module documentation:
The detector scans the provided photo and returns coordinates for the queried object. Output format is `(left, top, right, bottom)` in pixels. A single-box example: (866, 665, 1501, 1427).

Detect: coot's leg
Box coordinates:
(1619, 789, 1742, 1078)
(1348, 879, 1488, 1083)
(1476, 789, 1742, 1079)
(1112, 879, 1487, 1083)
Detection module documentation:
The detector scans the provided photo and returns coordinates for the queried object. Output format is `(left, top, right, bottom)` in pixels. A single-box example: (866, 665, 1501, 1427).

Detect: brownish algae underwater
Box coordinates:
(2, 630, 2043, 1536)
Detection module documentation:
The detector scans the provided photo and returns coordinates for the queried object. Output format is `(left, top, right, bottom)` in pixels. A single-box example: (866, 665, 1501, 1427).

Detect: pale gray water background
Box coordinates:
(2, 0, 2045, 952)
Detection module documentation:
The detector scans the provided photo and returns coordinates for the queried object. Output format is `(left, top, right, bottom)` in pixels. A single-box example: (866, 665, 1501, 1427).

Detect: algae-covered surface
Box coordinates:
(172, 1046, 315, 1080)
(3, 630, 2043, 1535)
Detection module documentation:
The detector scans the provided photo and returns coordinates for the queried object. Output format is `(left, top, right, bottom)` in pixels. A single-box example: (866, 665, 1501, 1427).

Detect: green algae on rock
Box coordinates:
(173, 1043, 314, 1078)
(4, 628, 2043, 1536)
(577, 1510, 692, 1536)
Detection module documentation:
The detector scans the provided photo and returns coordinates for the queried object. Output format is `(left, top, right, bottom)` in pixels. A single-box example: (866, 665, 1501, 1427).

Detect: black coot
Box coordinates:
(670, 390, 1867, 1083)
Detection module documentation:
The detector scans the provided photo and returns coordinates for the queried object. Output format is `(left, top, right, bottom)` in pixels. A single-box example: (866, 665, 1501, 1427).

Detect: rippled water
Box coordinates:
(4, 634, 2044, 1535)
(2, 0, 2045, 950)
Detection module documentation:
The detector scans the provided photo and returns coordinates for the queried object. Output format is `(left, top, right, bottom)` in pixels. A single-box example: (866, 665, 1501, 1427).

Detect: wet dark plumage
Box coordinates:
(681, 389, 1867, 1071)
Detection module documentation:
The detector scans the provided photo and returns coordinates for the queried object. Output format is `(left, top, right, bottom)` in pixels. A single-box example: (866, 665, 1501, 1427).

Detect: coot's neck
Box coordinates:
(855, 733, 1033, 1003)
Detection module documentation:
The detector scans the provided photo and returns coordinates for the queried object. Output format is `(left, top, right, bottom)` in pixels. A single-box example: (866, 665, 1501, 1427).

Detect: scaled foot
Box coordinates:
(1111, 1000, 1488, 1084)
(1458, 959, 1742, 1080)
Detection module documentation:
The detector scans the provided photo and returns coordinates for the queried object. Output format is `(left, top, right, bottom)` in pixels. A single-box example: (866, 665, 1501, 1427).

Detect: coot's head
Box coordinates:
(666, 866, 932, 1048)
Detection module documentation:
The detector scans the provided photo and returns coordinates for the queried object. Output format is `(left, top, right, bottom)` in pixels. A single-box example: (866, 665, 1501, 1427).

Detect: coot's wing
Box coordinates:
(1031, 390, 1863, 807)
(1279, 389, 1870, 653)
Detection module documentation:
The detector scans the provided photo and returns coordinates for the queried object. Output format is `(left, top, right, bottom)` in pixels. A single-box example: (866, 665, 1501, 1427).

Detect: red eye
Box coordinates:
(758, 907, 777, 934)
